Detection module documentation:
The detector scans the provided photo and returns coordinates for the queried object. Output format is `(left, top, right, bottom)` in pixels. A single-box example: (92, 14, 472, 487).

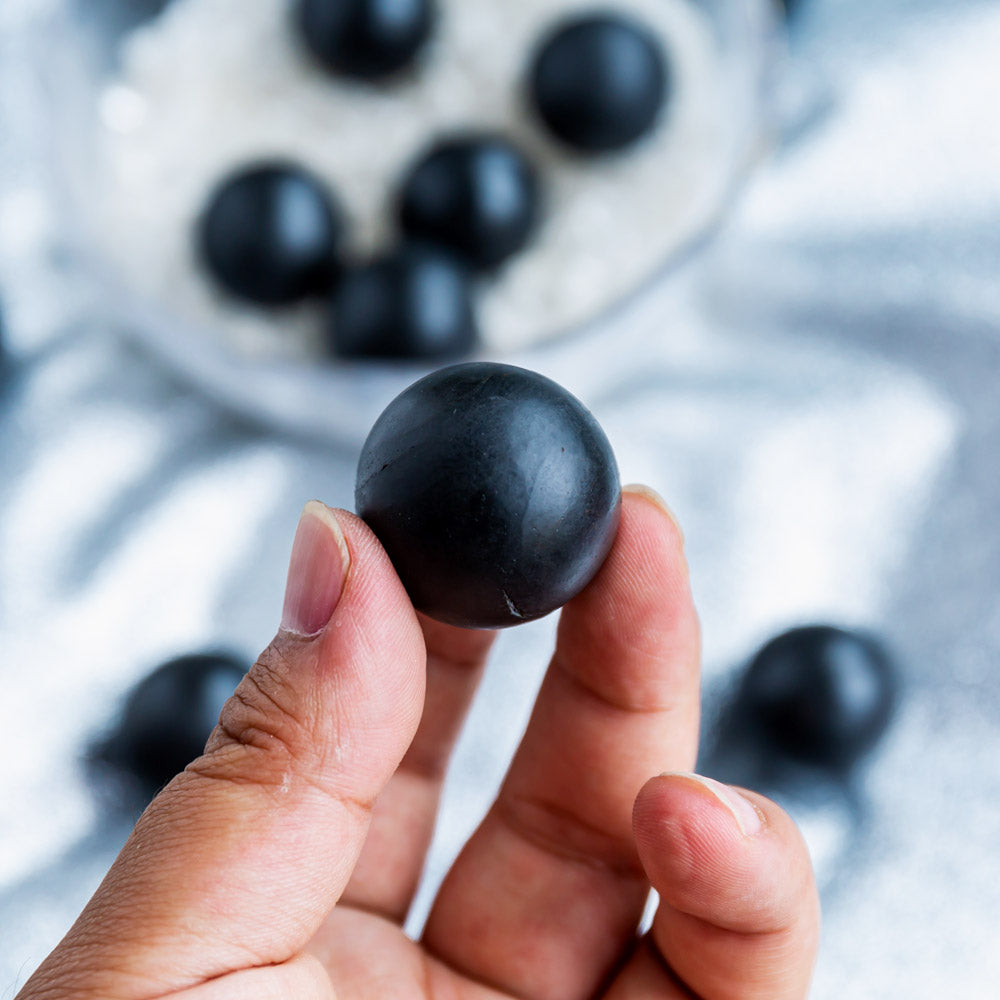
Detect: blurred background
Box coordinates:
(1, 0, 998, 995)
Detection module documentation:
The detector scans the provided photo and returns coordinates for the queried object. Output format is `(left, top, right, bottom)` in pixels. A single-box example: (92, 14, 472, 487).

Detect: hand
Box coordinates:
(19, 488, 820, 1000)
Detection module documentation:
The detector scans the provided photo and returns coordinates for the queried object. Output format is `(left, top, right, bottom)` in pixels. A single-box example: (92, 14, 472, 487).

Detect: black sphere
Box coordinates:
(328, 244, 478, 360)
(198, 162, 345, 306)
(529, 13, 669, 153)
(738, 625, 898, 770)
(90, 0, 173, 34)
(103, 652, 247, 795)
(398, 134, 541, 271)
(356, 362, 621, 628)
(297, 0, 436, 80)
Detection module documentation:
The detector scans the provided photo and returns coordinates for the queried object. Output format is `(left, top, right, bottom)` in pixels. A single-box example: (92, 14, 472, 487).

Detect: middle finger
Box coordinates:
(422, 488, 701, 1000)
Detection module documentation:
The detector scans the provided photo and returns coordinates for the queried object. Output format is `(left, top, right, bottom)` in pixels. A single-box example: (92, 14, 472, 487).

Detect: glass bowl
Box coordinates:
(30, 0, 776, 444)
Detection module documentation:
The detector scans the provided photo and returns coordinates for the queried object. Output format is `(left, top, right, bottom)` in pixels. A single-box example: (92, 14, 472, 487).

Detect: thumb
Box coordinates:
(22, 502, 426, 1000)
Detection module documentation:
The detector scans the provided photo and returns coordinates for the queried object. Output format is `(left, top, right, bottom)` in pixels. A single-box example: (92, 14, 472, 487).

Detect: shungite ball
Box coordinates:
(738, 625, 898, 770)
(92, 0, 173, 34)
(297, 0, 436, 80)
(198, 162, 345, 305)
(529, 12, 670, 153)
(328, 244, 478, 359)
(356, 362, 621, 627)
(102, 652, 247, 795)
(397, 133, 541, 271)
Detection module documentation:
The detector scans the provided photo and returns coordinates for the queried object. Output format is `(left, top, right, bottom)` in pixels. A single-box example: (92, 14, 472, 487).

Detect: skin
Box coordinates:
(18, 487, 820, 1000)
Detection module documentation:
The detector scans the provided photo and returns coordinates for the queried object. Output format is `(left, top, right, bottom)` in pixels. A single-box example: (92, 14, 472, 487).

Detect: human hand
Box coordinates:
(19, 488, 819, 1000)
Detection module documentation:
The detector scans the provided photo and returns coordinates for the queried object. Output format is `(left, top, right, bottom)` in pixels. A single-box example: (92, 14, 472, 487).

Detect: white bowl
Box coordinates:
(33, 0, 776, 444)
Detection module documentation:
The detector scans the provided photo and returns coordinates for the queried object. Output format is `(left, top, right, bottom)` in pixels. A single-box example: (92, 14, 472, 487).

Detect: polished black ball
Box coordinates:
(328, 244, 478, 360)
(297, 0, 436, 80)
(738, 625, 898, 770)
(102, 652, 247, 795)
(198, 162, 345, 306)
(356, 362, 621, 628)
(529, 13, 669, 153)
(397, 134, 541, 271)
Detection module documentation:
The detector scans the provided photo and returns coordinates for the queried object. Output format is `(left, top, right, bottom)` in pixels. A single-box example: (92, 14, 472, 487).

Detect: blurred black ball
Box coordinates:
(529, 13, 669, 153)
(398, 133, 541, 271)
(297, 0, 436, 79)
(738, 625, 898, 770)
(198, 162, 345, 305)
(328, 244, 478, 360)
(102, 651, 247, 796)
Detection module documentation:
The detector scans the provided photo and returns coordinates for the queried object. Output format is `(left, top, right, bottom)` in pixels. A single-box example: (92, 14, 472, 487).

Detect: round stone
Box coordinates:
(328, 244, 478, 360)
(738, 625, 898, 770)
(356, 362, 621, 628)
(529, 12, 669, 153)
(296, 0, 436, 80)
(198, 161, 344, 306)
(101, 651, 247, 796)
(397, 133, 541, 271)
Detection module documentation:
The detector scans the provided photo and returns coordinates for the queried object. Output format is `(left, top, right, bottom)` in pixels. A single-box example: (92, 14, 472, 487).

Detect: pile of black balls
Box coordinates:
(197, 2, 672, 361)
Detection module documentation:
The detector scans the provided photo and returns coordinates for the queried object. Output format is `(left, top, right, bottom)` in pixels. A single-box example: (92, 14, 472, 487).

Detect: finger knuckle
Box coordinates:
(499, 792, 646, 879)
(193, 642, 316, 788)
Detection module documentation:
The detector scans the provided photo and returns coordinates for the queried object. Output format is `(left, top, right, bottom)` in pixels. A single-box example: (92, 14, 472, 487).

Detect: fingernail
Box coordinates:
(663, 772, 764, 837)
(622, 484, 684, 543)
(281, 501, 350, 637)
